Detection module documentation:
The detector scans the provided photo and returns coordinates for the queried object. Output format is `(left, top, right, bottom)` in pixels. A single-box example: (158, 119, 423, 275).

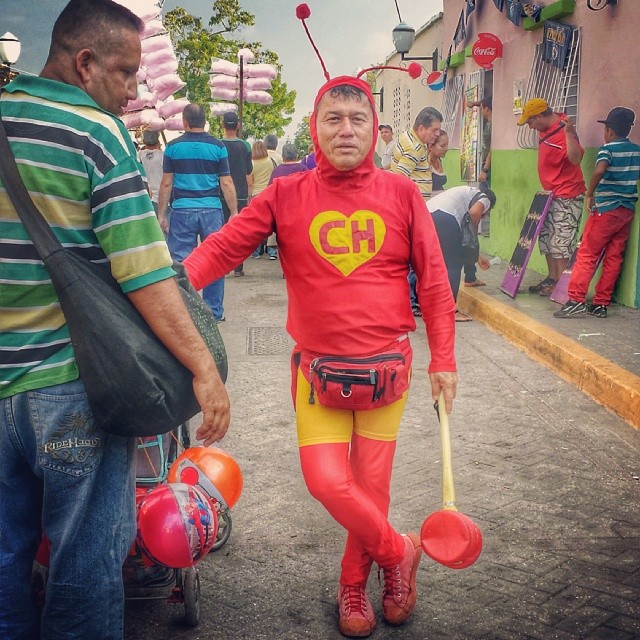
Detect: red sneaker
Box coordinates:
(381, 533, 422, 625)
(337, 584, 376, 638)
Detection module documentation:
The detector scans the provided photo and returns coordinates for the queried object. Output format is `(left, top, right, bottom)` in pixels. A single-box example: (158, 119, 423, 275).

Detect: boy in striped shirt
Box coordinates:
(554, 107, 640, 319)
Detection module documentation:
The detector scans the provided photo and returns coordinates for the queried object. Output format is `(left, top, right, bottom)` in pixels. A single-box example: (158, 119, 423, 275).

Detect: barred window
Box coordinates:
(392, 84, 402, 135)
(517, 27, 581, 150)
(441, 73, 465, 145)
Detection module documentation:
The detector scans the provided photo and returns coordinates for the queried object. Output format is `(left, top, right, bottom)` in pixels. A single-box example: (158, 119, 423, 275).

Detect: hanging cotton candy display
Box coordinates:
(118, 1, 187, 133)
(207, 50, 277, 117)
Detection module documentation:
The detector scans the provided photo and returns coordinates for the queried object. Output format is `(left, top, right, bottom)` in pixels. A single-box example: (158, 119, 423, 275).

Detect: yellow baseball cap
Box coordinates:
(517, 98, 549, 126)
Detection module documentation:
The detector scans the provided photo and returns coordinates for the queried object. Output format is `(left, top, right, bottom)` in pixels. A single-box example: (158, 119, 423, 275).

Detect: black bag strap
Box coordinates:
(539, 122, 565, 144)
(0, 115, 62, 259)
(467, 190, 488, 221)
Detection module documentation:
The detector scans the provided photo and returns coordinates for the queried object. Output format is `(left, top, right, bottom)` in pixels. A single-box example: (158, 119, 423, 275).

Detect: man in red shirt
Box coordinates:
(518, 98, 586, 296)
(184, 75, 456, 638)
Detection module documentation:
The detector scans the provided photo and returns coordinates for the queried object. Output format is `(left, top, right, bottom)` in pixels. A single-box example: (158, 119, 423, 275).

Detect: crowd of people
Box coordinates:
(0, 1, 638, 639)
(377, 95, 639, 323)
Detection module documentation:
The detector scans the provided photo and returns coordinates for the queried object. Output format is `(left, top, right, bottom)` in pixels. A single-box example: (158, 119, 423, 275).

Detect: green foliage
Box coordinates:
(163, 1, 295, 140)
(292, 115, 312, 159)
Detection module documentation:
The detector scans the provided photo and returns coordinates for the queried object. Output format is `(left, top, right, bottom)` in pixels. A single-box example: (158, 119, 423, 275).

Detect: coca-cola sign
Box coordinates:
(472, 33, 503, 69)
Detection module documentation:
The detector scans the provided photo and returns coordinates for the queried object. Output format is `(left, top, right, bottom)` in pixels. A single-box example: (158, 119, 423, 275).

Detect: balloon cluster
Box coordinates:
(114, 0, 189, 131)
(136, 446, 243, 569)
(208, 48, 277, 117)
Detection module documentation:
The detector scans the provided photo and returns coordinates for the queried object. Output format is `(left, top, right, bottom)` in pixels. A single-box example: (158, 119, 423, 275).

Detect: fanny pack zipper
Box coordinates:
(308, 353, 405, 404)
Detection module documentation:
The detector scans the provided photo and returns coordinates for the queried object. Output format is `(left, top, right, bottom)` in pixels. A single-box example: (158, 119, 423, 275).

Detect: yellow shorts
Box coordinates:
(295, 368, 409, 447)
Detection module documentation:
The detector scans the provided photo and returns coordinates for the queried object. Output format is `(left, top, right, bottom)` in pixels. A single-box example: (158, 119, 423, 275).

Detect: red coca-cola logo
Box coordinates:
(472, 33, 503, 70)
(474, 47, 497, 56)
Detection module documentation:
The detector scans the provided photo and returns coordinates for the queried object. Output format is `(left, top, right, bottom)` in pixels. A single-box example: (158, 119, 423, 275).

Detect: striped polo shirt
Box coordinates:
(389, 128, 432, 200)
(0, 75, 174, 399)
(163, 132, 230, 210)
(594, 138, 640, 213)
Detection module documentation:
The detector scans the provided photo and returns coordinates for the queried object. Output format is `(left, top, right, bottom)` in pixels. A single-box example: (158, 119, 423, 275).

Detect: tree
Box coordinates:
(292, 115, 312, 159)
(163, 1, 296, 140)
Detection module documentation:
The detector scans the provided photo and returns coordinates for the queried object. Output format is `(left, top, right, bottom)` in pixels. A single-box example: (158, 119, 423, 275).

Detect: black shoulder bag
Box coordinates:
(0, 117, 227, 437)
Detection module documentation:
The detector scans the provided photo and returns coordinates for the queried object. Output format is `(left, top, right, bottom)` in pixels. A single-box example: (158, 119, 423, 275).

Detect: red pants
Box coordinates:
(568, 206, 635, 306)
(291, 342, 412, 586)
(299, 437, 405, 586)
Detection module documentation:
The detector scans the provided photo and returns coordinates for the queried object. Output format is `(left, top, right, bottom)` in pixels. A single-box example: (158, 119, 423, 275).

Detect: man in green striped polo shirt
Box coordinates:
(389, 106, 443, 201)
(0, 1, 230, 638)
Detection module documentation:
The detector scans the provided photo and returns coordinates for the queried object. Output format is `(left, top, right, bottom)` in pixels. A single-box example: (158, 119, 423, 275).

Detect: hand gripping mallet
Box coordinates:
(420, 392, 482, 568)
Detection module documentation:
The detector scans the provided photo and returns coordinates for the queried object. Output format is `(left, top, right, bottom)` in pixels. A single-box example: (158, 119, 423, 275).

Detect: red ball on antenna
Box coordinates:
(407, 63, 422, 79)
(296, 4, 311, 19)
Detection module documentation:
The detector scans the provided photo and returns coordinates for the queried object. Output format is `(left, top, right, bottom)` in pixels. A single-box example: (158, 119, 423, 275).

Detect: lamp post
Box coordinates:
(0, 32, 21, 86)
(392, 22, 438, 73)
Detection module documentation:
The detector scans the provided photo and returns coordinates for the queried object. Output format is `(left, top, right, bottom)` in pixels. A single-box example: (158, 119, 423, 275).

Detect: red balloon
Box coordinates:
(137, 483, 218, 568)
(168, 446, 243, 511)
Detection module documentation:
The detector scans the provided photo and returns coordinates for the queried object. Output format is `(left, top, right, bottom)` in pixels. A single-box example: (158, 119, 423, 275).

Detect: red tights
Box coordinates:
(299, 435, 405, 586)
(568, 206, 635, 305)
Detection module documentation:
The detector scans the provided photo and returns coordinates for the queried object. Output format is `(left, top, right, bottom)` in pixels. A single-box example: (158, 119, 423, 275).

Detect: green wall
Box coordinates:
(442, 148, 640, 308)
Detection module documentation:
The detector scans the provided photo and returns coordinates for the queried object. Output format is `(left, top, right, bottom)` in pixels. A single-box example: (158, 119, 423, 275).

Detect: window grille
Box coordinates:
(405, 86, 411, 131)
(392, 84, 402, 135)
(466, 69, 485, 180)
(517, 27, 581, 149)
(441, 73, 465, 144)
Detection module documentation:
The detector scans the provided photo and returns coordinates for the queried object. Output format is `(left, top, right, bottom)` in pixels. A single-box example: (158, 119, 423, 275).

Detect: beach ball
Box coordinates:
(137, 483, 218, 568)
(168, 446, 243, 511)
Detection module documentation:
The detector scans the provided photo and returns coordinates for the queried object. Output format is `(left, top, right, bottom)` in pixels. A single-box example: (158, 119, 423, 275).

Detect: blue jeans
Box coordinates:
(464, 259, 477, 284)
(0, 379, 136, 639)
(408, 266, 418, 309)
(431, 210, 465, 301)
(168, 207, 225, 320)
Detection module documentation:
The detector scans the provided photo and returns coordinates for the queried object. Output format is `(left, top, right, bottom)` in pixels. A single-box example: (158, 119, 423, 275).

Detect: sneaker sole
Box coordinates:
(553, 305, 586, 318)
(338, 618, 376, 639)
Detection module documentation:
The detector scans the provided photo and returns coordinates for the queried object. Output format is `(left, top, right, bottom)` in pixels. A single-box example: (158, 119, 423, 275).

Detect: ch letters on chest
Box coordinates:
(308, 209, 387, 276)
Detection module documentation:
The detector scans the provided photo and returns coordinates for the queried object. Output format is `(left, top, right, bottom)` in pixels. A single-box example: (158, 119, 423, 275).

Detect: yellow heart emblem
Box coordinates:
(309, 210, 386, 276)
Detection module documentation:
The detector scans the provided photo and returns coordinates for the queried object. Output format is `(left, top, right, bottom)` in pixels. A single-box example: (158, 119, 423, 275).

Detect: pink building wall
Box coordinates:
(441, 1, 640, 151)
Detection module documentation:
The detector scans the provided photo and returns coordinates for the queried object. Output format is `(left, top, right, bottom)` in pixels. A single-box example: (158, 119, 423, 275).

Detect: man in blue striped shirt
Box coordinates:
(157, 104, 238, 321)
(554, 107, 640, 318)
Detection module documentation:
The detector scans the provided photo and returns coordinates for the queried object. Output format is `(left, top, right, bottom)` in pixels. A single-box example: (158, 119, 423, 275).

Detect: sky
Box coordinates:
(3, 0, 443, 141)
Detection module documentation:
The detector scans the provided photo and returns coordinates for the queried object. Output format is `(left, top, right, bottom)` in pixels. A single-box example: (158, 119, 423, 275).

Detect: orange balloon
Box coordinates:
(168, 446, 243, 511)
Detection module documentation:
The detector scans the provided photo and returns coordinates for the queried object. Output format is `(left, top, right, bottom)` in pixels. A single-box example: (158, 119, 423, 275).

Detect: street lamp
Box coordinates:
(0, 32, 21, 66)
(0, 32, 21, 86)
(392, 22, 438, 73)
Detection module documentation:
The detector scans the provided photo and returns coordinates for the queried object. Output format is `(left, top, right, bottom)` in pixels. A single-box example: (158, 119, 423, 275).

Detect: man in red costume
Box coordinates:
(184, 76, 457, 638)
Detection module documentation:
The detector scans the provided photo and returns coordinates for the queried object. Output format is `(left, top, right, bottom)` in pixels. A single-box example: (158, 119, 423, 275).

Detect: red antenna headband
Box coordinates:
(295, 4, 422, 82)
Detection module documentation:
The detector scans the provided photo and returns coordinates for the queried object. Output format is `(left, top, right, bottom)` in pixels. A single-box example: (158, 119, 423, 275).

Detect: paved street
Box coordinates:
(125, 257, 640, 640)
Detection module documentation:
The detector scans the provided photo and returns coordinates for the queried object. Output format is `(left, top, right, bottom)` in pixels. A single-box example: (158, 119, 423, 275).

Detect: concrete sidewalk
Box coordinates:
(125, 257, 640, 640)
(458, 261, 640, 432)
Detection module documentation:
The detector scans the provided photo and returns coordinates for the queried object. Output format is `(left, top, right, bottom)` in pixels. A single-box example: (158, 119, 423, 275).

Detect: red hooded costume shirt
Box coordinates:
(184, 77, 456, 373)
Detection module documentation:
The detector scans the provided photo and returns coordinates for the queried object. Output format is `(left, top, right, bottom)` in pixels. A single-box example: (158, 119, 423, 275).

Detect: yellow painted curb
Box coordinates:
(458, 287, 640, 431)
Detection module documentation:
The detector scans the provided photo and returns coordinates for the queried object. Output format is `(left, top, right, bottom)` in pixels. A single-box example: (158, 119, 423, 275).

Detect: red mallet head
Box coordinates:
(420, 509, 482, 569)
